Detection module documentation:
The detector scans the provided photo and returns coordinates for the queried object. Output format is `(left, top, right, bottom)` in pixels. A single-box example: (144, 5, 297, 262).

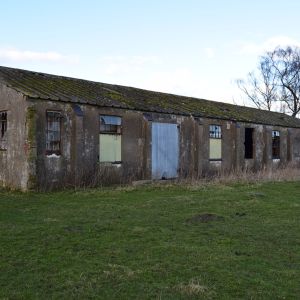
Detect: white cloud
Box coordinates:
(136, 68, 234, 103)
(141, 68, 202, 95)
(0, 48, 79, 64)
(98, 55, 161, 75)
(240, 36, 300, 55)
(95, 55, 235, 103)
(204, 47, 215, 59)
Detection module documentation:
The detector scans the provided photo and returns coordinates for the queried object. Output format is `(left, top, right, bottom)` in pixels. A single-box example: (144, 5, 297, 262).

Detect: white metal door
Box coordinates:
(151, 123, 179, 179)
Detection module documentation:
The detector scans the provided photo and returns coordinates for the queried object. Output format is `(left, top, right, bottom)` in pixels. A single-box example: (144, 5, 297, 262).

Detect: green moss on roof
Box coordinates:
(1, 66, 300, 128)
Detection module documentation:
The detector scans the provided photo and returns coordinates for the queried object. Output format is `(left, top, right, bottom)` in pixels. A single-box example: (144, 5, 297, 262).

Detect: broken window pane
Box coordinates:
(46, 111, 61, 155)
(100, 115, 122, 134)
(272, 130, 280, 159)
(0, 111, 7, 150)
(209, 125, 222, 139)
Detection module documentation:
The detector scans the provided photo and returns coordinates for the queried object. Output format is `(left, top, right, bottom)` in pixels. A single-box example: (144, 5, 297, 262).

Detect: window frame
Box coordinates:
(0, 111, 7, 151)
(99, 115, 122, 163)
(272, 130, 280, 159)
(45, 110, 62, 156)
(100, 115, 122, 135)
(209, 124, 222, 139)
(209, 124, 222, 161)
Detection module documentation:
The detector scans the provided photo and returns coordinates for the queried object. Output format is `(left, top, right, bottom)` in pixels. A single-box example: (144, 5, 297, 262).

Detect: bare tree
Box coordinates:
(236, 58, 278, 111)
(267, 47, 300, 117)
(237, 46, 300, 117)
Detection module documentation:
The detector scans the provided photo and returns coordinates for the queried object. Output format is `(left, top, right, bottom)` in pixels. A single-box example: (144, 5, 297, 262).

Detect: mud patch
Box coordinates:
(186, 213, 224, 224)
(63, 225, 83, 233)
(234, 250, 251, 257)
(248, 191, 266, 198)
(235, 212, 247, 217)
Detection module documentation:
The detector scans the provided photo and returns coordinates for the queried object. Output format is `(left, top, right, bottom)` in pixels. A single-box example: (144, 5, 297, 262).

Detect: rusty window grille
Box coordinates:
(209, 125, 222, 139)
(46, 111, 61, 155)
(272, 130, 280, 159)
(0, 111, 7, 150)
(100, 115, 122, 134)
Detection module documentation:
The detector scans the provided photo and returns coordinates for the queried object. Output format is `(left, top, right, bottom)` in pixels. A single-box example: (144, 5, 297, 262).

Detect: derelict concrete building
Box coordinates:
(1, 66, 300, 190)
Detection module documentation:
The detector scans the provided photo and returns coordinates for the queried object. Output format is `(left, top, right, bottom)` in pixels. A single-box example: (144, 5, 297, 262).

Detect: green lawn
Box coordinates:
(0, 182, 300, 299)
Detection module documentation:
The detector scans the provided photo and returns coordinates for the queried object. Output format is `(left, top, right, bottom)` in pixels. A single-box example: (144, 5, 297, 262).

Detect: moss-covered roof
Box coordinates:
(1, 65, 300, 128)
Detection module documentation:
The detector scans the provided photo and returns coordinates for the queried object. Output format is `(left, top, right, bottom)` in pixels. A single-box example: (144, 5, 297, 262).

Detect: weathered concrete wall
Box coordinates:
(30, 99, 151, 188)
(122, 111, 147, 180)
(288, 127, 300, 161)
(264, 126, 273, 169)
(234, 123, 295, 171)
(26, 98, 300, 189)
(194, 119, 204, 177)
(0, 84, 29, 190)
(34, 100, 73, 188)
(1, 89, 300, 190)
(179, 116, 196, 177)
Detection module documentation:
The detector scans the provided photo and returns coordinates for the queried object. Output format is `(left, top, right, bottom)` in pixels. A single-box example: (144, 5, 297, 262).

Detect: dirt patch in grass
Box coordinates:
(186, 213, 224, 224)
(235, 212, 247, 217)
(175, 279, 215, 298)
(248, 191, 266, 198)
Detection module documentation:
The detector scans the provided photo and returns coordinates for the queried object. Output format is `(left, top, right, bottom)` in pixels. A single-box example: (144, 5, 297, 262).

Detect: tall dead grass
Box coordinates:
(178, 162, 300, 188)
(38, 161, 300, 191)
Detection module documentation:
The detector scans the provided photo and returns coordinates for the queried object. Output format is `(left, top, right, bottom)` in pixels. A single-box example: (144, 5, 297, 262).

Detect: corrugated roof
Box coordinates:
(0, 65, 300, 128)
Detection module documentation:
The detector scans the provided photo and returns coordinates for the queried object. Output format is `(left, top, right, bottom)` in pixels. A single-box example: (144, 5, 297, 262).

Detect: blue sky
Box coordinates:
(1, 0, 300, 105)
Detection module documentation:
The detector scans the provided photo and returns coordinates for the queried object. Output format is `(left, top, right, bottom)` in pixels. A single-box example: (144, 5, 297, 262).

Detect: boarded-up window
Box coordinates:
(0, 111, 7, 150)
(99, 115, 122, 163)
(46, 111, 61, 155)
(209, 125, 222, 160)
(272, 130, 280, 159)
(245, 128, 254, 159)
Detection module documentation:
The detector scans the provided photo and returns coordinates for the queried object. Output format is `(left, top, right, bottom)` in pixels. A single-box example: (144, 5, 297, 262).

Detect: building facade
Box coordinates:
(1, 66, 300, 190)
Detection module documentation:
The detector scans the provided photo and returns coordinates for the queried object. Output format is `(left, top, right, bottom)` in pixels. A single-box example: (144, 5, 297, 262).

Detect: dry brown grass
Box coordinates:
(39, 161, 300, 191)
(175, 279, 214, 297)
(103, 264, 142, 280)
(177, 162, 300, 188)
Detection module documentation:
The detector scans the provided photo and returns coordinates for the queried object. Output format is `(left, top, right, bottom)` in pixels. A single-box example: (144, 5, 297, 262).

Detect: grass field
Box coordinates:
(1, 182, 300, 299)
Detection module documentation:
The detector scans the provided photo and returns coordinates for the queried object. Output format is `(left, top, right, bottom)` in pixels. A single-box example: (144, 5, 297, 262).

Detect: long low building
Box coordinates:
(0, 66, 300, 190)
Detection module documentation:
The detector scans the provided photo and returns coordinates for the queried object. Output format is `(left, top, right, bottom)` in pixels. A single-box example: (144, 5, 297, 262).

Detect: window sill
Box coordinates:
(99, 161, 122, 167)
(209, 160, 222, 167)
(100, 132, 122, 135)
(46, 153, 61, 158)
(46, 150, 61, 156)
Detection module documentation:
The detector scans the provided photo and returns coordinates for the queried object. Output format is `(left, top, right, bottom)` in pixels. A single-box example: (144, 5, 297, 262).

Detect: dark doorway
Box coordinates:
(272, 131, 280, 159)
(245, 128, 254, 159)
